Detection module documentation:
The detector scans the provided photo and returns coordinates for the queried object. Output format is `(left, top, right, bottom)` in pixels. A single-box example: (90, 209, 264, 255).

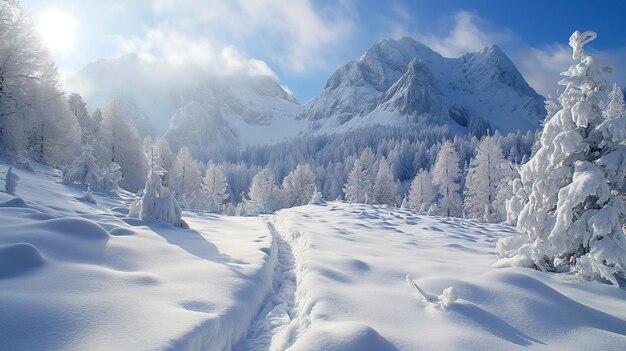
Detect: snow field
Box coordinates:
(273, 203, 626, 351)
(0, 161, 277, 351)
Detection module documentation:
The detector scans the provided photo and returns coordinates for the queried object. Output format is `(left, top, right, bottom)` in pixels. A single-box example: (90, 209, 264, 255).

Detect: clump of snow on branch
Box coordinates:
(498, 30, 626, 286)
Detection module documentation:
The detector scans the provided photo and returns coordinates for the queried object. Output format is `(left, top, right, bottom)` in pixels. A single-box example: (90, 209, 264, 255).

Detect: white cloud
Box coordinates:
(423, 11, 511, 58)
(146, 0, 354, 72)
(113, 26, 277, 78)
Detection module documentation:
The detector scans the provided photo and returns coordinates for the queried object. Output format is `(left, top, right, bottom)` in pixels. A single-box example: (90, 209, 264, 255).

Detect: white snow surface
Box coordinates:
(0, 161, 276, 351)
(1, 160, 626, 350)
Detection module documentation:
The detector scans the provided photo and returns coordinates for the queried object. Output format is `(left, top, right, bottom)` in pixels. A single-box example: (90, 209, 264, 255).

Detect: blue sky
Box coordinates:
(25, 0, 626, 102)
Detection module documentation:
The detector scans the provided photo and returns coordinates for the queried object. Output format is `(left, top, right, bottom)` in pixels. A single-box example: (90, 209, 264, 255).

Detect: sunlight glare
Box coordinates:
(38, 9, 77, 52)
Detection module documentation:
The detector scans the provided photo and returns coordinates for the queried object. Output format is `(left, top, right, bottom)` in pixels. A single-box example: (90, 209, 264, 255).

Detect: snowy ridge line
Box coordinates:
(235, 219, 303, 350)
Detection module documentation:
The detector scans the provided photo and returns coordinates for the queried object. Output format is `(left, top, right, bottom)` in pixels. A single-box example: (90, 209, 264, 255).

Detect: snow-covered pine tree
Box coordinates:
(200, 164, 229, 213)
(358, 147, 376, 203)
(372, 158, 398, 205)
(129, 159, 185, 228)
(498, 31, 626, 285)
(100, 162, 122, 192)
(432, 141, 462, 217)
(309, 187, 325, 205)
(463, 134, 507, 221)
(62, 145, 102, 188)
(4, 163, 18, 195)
(96, 101, 147, 192)
(408, 169, 435, 211)
(154, 139, 174, 186)
(170, 146, 202, 205)
(344, 158, 368, 203)
(247, 168, 279, 214)
(68, 93, 97, 144)
(282, 164, 316, 207)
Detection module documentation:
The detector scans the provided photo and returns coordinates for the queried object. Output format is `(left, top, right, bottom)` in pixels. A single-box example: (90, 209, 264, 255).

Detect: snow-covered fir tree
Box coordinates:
(199, 164, 229, 213)
(463, 134, 508, 221)
(129, 160, 185, 228)
(432, 141, 462, 217)
(498, 31, 626, 285)
(309, 187, 325, 205)
(408, 169, 435, 211)
(96, 101, 147, 192)
(68, 93, 97, 144)
(281, 164, 316, 207)
(170, 146, 202, 206)
(344, 158, 369, 203)
(154, 139, 174, 186)
(246, 168, 279, 214)
(358, 147, 377, 203)
(372, 158, 398, 205)
(4, 163, 18, 195)
(62, 145, 102, 188)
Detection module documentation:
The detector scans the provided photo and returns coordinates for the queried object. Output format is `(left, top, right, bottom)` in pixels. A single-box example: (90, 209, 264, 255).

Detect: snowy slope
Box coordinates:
(301, 37, 546, 135)
(268, 203, 626, 351)
(0, 161, 277, 351)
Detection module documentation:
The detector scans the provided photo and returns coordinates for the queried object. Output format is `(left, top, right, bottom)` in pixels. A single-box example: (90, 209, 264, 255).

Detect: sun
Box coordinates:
(38, 9, 77, 52)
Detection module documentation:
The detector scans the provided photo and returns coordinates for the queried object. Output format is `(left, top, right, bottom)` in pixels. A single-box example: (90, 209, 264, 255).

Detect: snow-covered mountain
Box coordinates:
(65, 38, 545, 161)
(300, 37, 546, 135)
(64, 54, 305, 153)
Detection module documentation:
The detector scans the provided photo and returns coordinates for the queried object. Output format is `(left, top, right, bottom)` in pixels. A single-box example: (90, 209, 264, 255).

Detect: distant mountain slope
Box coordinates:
(65, 38, 545, 161)
(300, 37, 546, 135)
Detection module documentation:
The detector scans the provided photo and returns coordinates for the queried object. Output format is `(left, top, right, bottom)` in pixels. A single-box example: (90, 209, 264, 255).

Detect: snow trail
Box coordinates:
(235, 219, 302, 351)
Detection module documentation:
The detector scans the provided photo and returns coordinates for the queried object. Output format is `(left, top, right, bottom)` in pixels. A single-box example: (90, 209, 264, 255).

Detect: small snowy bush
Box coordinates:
(5, 164, 19, 195)
(129, 163, 185, 228)
(309, 187, 326, 205)
(498, 31, 626, 286)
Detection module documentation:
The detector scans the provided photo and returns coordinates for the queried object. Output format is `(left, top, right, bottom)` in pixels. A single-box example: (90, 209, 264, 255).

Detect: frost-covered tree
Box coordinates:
(199, 164, 229, 213)
(96, 101, 147, 192)
(309, 187, 325, 205)
(247, 168, 279, 214)
(408, 169, 435, 211)
(4, 163, 18, 194)
(344, 158, 369, 203)
(463, 135, 508, 221)
(498, 31, 626, 285)
(432, 141, 462, 217)
(282, 164, 316, 207)
(68, 93, 97, 144)
(99, 162, 122, 192)
(154, 138, 174, 186)
(372, 158, 398, 205)
(170, 146, 201, 205)
(63, 145, 101, 188)
(358, 148, 377, 203)
(129, 160, 185, 228)
(0, 1, 79, 163)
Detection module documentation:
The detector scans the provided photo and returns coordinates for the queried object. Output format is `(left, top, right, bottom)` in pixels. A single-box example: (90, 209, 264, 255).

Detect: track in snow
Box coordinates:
(235, 219, 301, 351)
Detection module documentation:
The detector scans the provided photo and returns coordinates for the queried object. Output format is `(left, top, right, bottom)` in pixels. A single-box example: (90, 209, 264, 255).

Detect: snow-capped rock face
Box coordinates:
(301, 37, 545, 135)
(66, 37, 545, 162)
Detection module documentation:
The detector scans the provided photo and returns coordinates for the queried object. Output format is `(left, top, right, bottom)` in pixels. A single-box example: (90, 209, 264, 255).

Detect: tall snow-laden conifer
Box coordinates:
(199, 164, 229, 213)
(170, 146, 201, 206)
(432, 141, 462, 217)
(498, 31, 626, 286)
(463, 134, 508, 221)
(247, 168, 279, 214)
(408, 169, 435, 211)
(344, 158, 368, 203)
(282, 164, 316, 207)
(372, 157, 398, 205)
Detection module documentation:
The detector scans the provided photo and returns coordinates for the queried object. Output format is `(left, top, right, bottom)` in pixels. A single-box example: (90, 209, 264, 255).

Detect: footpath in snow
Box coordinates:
(0, 161, 277, 351)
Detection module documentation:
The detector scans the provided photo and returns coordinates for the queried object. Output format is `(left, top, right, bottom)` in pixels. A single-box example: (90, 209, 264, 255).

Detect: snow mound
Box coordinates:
(33, 217, 110, 240)
(0, 242, 45, 279)
(290, 322, 399, 351)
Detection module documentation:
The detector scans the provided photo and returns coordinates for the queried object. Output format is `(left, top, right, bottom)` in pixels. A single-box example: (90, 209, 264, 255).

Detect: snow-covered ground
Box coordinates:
(0, 161, 276, 350)
(1, 161, 626, 350)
